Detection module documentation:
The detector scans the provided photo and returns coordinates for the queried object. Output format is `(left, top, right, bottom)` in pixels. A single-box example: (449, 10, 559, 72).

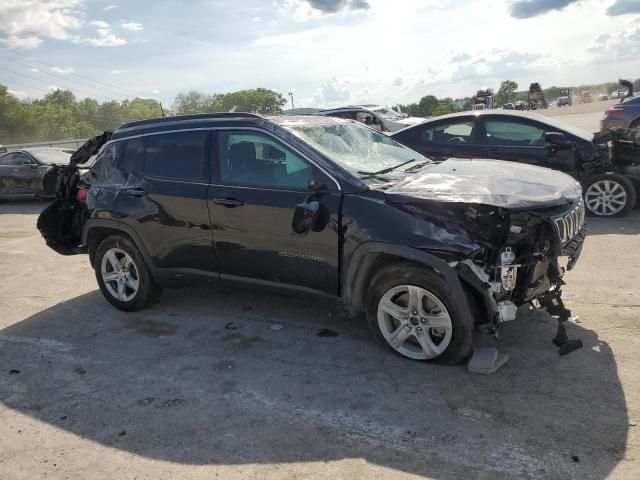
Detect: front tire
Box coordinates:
(365, 263, 474, 364)
(94, 235, 160, 311)
(583, 173, 636, 218)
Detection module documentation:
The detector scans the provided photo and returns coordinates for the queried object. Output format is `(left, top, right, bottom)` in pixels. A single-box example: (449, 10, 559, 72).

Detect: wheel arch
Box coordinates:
(82, 219, 154, 270)
(342, 242, 474, 326)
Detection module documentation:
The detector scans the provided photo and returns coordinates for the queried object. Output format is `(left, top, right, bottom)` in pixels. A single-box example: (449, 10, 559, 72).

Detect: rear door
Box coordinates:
(112, 130, 218, 273)
(478, 115, 576, 171)
(207, 129, 341, 295)
(393, 116, 483, 160)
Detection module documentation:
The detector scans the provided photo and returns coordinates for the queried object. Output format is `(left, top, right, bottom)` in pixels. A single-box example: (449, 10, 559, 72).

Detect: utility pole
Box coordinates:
(288, 92, 295, 110)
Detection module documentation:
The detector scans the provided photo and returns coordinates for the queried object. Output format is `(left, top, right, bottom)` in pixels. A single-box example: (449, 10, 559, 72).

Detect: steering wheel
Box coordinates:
(446, 136, 467, 144)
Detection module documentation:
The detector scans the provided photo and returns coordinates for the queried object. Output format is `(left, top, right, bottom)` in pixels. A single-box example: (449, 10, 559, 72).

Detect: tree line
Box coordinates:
(2, 77, 639, 144)
(0, 86, 288, 145)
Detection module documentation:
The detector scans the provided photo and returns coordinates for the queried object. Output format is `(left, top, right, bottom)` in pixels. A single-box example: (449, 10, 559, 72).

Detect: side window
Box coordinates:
(218, 131, 314, 190)
(120, 138, 144, 172)
(485, 120, 545, 146)
(330, 111, 357, 120)
(0, 153, 30, 166)
(0, 153, 17, 166)
(91, 143, 123, 181)
(422, 120, 475, 144)
(144, 131, 207, 181)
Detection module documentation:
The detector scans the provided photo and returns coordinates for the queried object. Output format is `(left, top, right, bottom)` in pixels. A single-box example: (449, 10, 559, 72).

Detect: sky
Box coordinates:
(1, 0, 640, 109)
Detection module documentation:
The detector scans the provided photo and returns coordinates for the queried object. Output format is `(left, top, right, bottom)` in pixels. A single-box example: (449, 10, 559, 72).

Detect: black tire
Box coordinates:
(94, 234, 161, 311)
(583, 173, 636, 218)
(365, 262, 474, 365)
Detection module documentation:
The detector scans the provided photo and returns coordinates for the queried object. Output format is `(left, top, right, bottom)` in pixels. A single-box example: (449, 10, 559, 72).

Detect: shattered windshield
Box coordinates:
(285, 121, 430, 176)
(372, 107, 404, 120)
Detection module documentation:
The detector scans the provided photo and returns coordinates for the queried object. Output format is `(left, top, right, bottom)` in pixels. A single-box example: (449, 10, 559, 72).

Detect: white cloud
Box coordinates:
(47, 85, 61, 92)
(103, 4, 118, 11)
(0, 35, 43, 49)
(280, 0, 370, 21)
(51, 66, 74, 74)
(8, 89, 28, 99)
(0, 0, 82, 44)
(72, 20, 127, 46)
(253, 16, 262, 22)
(152, 89, 160, 94)
(30, 67, 40, 72)
(588, 25, 640, 61)
(110, 69, 124, 74)
(392, 77, 403, 87)
(121, 22, 143, 32)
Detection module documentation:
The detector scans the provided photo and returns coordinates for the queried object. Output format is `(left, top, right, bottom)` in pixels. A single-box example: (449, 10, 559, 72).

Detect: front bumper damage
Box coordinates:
(453, 201, 587, 373)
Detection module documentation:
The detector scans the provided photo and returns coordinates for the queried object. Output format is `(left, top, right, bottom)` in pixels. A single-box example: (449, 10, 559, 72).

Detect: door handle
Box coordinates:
(125, 187, 147, 197)
(214, 197, 244, 207)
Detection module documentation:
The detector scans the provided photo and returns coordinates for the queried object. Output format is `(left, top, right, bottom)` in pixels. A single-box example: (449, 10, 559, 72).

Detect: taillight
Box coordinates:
(76, 188, 89, 204)
(605, 106, 624, 116)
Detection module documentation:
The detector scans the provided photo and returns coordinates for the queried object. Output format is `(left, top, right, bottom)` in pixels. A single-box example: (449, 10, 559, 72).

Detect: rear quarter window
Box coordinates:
(143, 131, 207, 181)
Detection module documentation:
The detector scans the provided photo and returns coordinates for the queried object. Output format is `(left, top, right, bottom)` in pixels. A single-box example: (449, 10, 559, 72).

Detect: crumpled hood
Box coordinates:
(383, 158, 581, 209)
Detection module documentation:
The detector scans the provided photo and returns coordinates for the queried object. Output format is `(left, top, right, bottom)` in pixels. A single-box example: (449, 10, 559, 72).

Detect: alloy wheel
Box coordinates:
(585, 179, 628, 216)
(101, 247, 140, 302)
(377, 284, 453, 360)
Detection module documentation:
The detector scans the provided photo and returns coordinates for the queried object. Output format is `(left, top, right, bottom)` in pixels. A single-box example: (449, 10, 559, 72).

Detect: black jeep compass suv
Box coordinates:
(38, 113, 586, 365)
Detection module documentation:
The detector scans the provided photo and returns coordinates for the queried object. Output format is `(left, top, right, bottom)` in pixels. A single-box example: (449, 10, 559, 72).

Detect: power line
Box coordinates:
(0, 46, 155, 100)
(0, 53, 134, 100)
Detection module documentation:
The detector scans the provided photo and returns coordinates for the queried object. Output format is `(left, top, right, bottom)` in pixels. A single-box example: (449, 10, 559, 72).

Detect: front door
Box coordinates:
(0, 152, 38, 195)
(478, 116, 576, 172)
(208, 129, 341, 295)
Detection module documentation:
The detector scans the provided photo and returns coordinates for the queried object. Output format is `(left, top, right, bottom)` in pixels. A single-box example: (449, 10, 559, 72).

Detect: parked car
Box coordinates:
(38, 113, 585, 366)
(557, 96, 571, 107)
(597, 94, 609, 101)
(0, 148, 71, 199)
(391, 110, 637, 217)
(319, 105, 424, 132)
(602, 95, 640, 130)
(502, 103, 515, 110)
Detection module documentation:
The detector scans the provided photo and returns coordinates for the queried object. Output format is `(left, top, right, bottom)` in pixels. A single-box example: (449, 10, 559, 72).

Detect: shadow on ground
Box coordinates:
(0, 198, 48, 216)
(0, 287, 628, 479)
(586, 209, 640, 235)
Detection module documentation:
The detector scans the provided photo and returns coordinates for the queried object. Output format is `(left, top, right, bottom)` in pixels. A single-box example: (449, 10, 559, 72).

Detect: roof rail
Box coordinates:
(119, 112, 264, 129)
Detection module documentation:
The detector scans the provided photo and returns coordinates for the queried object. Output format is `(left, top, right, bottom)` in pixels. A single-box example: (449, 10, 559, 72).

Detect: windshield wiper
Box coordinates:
(357, 158, 416, 178)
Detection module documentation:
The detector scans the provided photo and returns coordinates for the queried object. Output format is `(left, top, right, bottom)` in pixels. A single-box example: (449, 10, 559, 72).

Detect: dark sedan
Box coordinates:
(0, 148, 71, 199)
(391, 110, 638, 217)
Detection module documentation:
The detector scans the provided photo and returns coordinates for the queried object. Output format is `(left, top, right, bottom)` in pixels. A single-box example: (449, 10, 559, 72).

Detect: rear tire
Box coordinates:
(365, 262, 474, 365)
(94, 234, 161, 311)
(583, 173, 636, 218)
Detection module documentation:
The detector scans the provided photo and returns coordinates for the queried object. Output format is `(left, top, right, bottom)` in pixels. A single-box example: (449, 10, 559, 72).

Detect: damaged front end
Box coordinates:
(451, 200, 585, 351)
(37, 132, 112, 255)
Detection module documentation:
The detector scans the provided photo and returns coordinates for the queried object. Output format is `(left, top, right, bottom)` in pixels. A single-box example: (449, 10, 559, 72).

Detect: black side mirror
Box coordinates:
(292, 200, 320, 236)
(545, 132, 569, 147)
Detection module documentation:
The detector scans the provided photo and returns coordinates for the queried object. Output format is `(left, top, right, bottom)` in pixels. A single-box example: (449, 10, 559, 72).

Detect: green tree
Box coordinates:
(496, 80, 518, 105)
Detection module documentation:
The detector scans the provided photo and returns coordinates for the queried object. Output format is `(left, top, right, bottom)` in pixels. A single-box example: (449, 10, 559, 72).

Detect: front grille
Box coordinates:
(552, 200, 586, 245)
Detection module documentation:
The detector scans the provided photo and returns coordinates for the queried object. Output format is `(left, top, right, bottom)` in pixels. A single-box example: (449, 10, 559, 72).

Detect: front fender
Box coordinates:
(341, 241, 474, 327)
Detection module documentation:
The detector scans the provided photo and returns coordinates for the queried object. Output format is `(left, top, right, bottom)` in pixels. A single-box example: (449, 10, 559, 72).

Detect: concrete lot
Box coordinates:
(543, 100, 611, 133)
(1, 110, 639, 479)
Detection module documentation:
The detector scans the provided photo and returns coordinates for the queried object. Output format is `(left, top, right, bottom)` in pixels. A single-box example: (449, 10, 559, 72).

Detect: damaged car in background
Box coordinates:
(392, 110, 639, 217)
(38, 114, 585, 373)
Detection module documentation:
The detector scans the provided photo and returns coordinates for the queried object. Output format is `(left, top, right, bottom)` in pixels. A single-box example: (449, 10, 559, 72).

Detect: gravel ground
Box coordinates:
(1, 138, 639, 479)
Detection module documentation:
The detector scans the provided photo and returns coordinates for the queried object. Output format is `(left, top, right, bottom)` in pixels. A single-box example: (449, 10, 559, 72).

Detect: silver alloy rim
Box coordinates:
(377, 285, 453, 360)
(101, 247, 139, 302)
(585, 180, 628, 216)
